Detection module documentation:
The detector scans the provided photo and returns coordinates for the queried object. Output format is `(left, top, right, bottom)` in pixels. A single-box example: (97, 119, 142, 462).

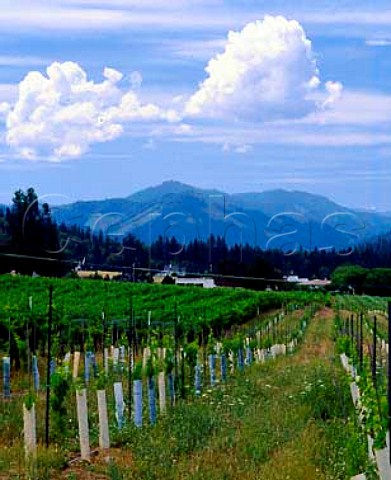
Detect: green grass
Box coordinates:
(53, 308, 374, 480)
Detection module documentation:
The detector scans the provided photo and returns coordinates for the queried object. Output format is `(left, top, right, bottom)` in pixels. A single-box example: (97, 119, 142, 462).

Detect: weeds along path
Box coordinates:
(101, 308, 371, 480)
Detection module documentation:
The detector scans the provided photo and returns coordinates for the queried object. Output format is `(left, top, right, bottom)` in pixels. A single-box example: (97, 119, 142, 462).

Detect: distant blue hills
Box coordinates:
(51, 180, 391, 251)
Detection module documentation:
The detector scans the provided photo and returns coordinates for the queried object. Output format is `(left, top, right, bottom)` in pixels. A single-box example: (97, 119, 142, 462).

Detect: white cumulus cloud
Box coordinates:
(185, 16, 342, 121)
(3, 61, 179, 159)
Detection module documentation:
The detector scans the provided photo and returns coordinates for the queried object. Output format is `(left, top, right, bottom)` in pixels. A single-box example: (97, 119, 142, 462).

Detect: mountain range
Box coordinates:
(52, 181, 391, 251)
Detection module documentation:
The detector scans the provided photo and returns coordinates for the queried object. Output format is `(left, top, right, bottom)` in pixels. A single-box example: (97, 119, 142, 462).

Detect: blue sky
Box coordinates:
(0, 0, 390, 210)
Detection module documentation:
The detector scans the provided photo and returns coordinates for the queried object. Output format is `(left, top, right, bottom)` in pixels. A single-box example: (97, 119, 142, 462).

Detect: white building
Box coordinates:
(175, 277, 216, 288)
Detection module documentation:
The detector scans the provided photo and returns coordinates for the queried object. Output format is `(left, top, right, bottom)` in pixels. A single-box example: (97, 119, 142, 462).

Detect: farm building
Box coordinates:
(152, 273, 175, 285)
(175, 277, 216, 288)
(76, 270, 122, 280)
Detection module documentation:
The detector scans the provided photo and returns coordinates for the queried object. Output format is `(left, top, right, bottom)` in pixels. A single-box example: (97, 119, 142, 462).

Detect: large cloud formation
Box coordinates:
(185, 16, 342, 121)
(3, 61, 178, 159)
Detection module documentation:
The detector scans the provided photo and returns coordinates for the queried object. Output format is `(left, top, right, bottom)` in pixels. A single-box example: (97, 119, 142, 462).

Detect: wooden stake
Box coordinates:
(73, 351, 80, 379)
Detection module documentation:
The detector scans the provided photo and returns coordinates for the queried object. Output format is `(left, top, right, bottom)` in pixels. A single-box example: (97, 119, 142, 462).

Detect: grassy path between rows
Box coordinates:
(55, 307, 373, 480)
(0, 307, 374, 479)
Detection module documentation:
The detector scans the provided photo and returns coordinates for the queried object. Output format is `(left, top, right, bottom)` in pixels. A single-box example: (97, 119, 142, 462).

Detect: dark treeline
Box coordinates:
(2, 188, 391, 282)
(0, 188, 60, 275)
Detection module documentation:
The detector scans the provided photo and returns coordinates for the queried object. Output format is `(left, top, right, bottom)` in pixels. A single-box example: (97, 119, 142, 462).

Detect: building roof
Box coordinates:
(298, 279, 331, 287)
(76, 270, 122, 280)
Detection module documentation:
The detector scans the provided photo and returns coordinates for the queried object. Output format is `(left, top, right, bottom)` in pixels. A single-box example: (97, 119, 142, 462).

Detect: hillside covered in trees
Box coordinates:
(2, 188, 391, 286)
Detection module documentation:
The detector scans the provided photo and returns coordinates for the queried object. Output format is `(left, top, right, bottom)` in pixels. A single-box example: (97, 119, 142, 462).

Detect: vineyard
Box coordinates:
(0, 274, 323, 363)
(0, 2, 387, 478)
(334, 295, 391, 479)
(0, 275, 388, 479)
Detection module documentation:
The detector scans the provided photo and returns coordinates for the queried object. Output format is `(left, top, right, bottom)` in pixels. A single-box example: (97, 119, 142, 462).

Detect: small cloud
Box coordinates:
(221, 143, 252, 154)
(103, 66, 123, 83)
(365, 38, 391, 47)
(19, 147, 38, 160)
(175, 123, 193, 135)
(235, 144, 253, 154)
(322, 81, 343, 109)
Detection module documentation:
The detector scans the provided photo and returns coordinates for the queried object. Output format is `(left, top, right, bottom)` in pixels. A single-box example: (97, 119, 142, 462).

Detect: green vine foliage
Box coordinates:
(85, 335, 94, 352)
(145, 355, 156, 379)
(50, 367, 71, 439)
(335, 315, 388, 451)
(164, 349, 174, 375)
(230, 334, 243, 354)
(96, 371, 107, 390)
(132, 360, 143, 380)
(0, 274, 324, 356)
(206, 333, 216, 355)
(336, 336, 352, 356)
(357, 372, 387, 449)
(221, 339, 232, 355)
(24, 391, 36, 410)
(184, 341, 198, 370)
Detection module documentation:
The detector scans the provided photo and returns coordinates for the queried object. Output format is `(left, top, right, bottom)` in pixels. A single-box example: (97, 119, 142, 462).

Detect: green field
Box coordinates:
(0, 276, 382, 479)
